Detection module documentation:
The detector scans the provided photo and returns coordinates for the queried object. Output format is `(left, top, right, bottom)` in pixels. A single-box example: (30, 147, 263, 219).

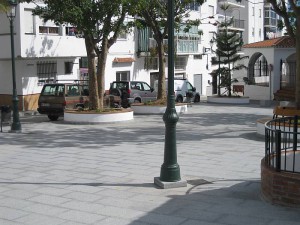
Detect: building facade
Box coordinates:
(1, 1, 272, 111)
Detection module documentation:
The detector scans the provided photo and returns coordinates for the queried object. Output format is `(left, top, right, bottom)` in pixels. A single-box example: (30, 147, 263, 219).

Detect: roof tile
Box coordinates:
(243, 36, 295, 48)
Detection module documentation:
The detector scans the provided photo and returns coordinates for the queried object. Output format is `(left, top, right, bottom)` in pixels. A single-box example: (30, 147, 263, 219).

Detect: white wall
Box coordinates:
(244, 85, 270, 100)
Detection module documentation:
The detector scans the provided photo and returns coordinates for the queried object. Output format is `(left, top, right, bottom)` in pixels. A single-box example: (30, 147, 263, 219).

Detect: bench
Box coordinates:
(273, 106, 300, 119)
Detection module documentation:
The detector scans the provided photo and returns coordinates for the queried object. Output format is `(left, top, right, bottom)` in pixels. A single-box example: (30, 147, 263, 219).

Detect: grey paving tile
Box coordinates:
(2, 104, 300, 225)
(0, 219, 24, 225)
(57, 210, 105, 224)
(0, 206, 28, 220)
(22, 203, 68, 216)
(62, 191, 103, 202)
(60, 200, 104, 213)
(27, 194, 70, 205)
(15, 213, 65, 225)
(0, 198, 33, 209)
(138, 212, 187, 225)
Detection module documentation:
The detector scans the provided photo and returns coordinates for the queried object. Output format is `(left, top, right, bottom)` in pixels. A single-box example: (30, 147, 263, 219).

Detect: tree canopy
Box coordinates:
(130, 0, 204, 101)
(33, 0, 132, 110)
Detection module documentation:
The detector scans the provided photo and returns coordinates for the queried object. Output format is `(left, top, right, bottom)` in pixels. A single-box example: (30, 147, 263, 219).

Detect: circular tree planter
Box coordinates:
(261, 158, 300, 207)
(207, 96, 250, 104)
(131, 103, 188, 115)
(64, 109, 133, 123)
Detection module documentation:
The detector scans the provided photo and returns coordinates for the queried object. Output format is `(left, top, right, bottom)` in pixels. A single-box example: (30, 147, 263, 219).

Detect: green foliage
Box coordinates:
(32, 0, 133, 110)
(129, 0, 204, 99)
(213, 4, 248, 96)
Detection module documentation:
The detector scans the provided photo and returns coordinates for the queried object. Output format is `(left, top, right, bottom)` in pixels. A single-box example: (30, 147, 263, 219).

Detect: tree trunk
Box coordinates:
(85, 37, 100, 110)
(156, 39, 167, 100)
(296, 15, 300, 109)
(97, 38, 109, 110)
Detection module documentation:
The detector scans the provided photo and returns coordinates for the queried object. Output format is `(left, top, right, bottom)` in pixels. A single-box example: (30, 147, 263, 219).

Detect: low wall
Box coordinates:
(244, 85, 270, 101)
(261, 159, 300, 207)
(0, 94, 39, 111)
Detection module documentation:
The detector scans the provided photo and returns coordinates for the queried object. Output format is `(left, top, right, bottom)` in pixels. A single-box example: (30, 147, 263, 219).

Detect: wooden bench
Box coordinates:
(273, 106, 300, 119)
(232, 85, 244, 96)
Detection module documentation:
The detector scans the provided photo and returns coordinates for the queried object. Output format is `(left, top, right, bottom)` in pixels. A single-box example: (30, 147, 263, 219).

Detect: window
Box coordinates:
(116, 71, 130, 81)
(24, 9, 34, 34)
(66, 27, 77, 36)
(65, 62, 73, 74)
(131, 82, 143, 90)
(259, 28, 261, 37)
(252, 27, 255, 37)
(186, 82, 194, 91)
(175, 57, 187, 70)
(79, 57, 88, 68)
(186, 1, 200, 11)
(142, 82, 152, 91)
(39, 26, 59, 34)
(259, 9, 262, 18)
(252, 7, 255, 16)
(37, 61, 57, 85)
(67, 85, 80, 96)
(41, 85, 64, 96)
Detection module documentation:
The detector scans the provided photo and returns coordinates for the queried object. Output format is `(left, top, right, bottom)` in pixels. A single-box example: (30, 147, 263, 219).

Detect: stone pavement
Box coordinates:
(0, 102, 300, 225)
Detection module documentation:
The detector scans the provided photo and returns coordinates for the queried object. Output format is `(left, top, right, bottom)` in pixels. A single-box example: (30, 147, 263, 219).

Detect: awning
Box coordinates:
(113, 57, 135, 63)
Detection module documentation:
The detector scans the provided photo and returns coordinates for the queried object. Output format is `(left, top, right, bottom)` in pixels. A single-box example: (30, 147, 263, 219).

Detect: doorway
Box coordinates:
(193, 74, 202, 95)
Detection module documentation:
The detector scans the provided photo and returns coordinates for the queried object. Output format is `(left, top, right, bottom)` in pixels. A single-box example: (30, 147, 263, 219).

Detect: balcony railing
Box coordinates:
(144, 38, 199, 54)
(232, 19, 245, 29)
(217, 0, 245, 7)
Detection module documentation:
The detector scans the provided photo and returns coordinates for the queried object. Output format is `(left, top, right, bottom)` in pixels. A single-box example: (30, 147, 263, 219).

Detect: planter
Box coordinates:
(131, 104, 188, 115)
(64, 109, 133, 123)
(207, 95, 250, 104)
(256, 118, 271, 136)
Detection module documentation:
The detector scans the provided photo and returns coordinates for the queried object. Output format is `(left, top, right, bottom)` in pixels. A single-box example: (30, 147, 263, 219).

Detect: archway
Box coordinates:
(247, 52, 270, 86)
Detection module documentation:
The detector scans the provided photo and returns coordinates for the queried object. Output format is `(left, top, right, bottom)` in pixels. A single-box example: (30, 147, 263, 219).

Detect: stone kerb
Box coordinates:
(207, 96, 250, 104)
(64, 110, 134, 123)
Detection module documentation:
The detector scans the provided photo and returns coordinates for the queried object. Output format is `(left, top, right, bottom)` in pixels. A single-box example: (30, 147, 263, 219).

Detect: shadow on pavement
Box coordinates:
(127, 179, 300, 225)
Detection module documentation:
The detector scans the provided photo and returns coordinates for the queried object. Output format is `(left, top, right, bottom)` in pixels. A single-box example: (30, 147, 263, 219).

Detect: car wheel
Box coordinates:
(176, 96, 183, 103)
(48, 115, 59, 121)
(194, 95, 200, 103)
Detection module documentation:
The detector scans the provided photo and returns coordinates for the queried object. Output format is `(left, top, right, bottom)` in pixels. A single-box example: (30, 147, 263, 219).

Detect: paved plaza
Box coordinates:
(0, 102, 300, 225)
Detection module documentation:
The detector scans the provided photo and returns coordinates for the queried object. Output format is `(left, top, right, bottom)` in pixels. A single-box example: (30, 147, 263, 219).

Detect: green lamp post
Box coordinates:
(154, 0, 186, 188)
(7, 0, 21, 132)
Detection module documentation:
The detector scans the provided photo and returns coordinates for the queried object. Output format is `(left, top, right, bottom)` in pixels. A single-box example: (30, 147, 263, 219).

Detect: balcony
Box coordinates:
(217, 0, 245, 8)
(139, 37, 199, 54)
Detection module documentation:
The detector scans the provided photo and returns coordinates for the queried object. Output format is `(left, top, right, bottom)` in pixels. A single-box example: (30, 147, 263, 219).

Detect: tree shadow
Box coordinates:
(127, 179, 300, 225)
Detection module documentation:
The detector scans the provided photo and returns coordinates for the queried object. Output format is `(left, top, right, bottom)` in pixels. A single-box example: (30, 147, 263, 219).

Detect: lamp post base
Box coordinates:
(10, 122, 21, 133)
(154, 177, 187, 189)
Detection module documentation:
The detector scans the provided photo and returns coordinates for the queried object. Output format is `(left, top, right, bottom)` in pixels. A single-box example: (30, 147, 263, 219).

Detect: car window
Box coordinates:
(132, 82, 143, 90)
(67, 85, 80, 96)
(186, 82, 193, 91)
(112, 82, 128, 90)
(82, 85, 89, 96)
(142, 82, 151, 91)
(41, 85, 64, 96)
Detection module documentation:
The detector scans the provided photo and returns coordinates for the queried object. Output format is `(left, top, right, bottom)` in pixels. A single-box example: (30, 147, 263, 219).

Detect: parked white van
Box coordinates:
(154, 79, 200, 103)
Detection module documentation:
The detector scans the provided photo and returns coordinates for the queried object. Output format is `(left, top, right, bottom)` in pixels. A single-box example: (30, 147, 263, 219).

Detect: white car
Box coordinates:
(154, 79, 200, 103)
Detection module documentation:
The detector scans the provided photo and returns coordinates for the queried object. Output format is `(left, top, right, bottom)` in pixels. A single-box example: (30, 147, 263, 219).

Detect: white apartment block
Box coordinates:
(0, 1, 221, 111)
(1, 1, 273, 111)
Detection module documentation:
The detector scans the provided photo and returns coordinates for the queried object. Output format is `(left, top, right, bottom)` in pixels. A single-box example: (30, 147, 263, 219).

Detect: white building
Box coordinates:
(0, 1, 221, 111)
